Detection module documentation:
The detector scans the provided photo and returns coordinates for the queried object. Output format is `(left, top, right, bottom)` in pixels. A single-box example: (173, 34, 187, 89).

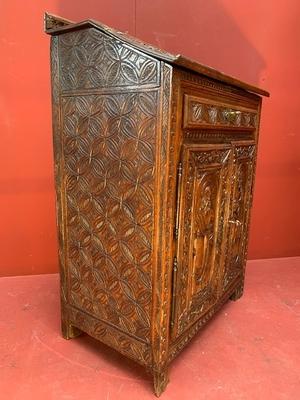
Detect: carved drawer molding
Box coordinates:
(183, 94, 257, 130)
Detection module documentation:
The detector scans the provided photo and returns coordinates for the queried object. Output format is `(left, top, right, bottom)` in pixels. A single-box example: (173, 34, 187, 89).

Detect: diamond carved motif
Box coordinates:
(61, 91, 158, 342)
(59, 28, 159, 91)
(187, 98, 257, 129)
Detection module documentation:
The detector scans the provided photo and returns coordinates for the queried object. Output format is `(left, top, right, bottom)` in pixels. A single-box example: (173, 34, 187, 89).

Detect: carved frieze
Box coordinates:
(184, 95, 257, 130)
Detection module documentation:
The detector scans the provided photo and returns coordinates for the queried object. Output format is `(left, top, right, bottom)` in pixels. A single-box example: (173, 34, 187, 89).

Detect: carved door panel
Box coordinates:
(171, 144, 231, 339)
(223, 142, 256, 291)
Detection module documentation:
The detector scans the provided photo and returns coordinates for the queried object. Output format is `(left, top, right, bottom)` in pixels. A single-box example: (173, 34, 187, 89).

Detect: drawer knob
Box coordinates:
(229, 219, 241, 226)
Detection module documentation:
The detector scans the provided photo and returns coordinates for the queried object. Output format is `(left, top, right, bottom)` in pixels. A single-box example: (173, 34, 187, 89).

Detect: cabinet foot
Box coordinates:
(153, 368, 169, 397)
(61, 319, 83, 340)
(230, 282, 244, 301)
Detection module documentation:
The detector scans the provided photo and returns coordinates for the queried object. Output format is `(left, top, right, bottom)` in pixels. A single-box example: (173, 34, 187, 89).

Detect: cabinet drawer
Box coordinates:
(183, 94, 257, 130)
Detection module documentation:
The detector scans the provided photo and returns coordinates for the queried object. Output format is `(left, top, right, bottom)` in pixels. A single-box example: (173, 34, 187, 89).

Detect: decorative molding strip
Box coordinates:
(184, 95, 257, 129)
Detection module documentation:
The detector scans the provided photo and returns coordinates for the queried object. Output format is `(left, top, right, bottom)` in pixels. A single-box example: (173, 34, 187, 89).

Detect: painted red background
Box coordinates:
(1, 0, 299, 276)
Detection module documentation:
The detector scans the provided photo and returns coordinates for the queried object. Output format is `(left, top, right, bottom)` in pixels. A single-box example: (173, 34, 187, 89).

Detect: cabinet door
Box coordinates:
(171, 144, 231, 339)
(222, 142, 256, 292)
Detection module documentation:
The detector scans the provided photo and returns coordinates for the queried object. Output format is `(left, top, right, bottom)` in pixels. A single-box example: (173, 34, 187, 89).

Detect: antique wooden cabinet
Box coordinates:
(45, 13, 269, 396)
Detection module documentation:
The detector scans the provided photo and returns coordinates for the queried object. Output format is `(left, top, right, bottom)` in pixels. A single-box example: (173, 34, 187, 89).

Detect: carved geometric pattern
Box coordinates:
(67, 305, 151, 366)
(236, 144, 255, 158)
(61, 90, 159, 342)
(188, 100, 257, 128)
(59, 28, 159, 91)
(184, 95, 257, 129)
(174, 146, 231, 337)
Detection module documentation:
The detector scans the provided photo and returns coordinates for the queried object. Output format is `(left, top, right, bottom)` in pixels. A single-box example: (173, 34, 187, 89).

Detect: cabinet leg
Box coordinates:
(153, 367, 169, 397)
(230, 282, 244, 301)
(61, 318, 83, 340)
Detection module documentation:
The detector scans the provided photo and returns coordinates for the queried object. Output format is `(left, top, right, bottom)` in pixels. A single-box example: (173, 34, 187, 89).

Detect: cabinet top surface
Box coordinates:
(44, 12, 269, 97)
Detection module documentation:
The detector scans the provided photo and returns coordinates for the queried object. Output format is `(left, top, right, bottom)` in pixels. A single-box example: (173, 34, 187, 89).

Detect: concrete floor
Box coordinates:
(0, 257, 299, 399)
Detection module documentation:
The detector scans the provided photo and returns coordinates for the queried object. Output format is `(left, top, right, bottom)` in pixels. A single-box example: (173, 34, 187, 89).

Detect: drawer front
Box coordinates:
(183, 94, 257, 130)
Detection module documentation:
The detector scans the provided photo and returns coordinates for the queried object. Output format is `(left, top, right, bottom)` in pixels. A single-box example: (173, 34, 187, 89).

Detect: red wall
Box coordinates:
(1, 0, 299, 276)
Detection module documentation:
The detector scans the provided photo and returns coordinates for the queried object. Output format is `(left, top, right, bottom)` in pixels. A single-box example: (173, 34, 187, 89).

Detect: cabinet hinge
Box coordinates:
(170, 255, 178, 329)
(174, 162, 182, 240)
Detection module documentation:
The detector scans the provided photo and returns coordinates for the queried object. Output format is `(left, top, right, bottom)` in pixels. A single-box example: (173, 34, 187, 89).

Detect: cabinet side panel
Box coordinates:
(52, 28, 162, 365)
(60, 90, 157, 343)
(50, 35, 68, 307)
(58, 28, 160, 91)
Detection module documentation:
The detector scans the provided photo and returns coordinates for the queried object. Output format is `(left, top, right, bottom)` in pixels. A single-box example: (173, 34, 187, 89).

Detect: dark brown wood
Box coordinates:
(44, 14, 269, 97)
(45, 13, 268, 396)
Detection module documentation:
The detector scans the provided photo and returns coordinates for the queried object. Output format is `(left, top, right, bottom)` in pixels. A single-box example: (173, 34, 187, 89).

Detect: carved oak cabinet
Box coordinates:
(45, 13, 269, 396)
